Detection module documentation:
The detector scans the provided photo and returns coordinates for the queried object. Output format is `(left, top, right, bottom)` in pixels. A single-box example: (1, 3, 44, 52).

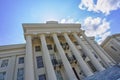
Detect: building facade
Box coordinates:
(0, 21, 115, 80)
(101, 34, 120, 63)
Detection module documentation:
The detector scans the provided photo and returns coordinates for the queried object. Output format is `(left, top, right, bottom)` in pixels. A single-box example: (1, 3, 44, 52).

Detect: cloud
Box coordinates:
(79, 0, 120, 15)
(60, 18, 80, 23)
(60, 17, 111, 44)
(82, 17, 111, 44)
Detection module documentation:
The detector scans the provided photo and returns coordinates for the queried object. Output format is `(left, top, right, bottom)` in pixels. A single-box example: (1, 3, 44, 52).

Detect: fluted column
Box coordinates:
(40, 34, 57, 80)
(25, 35, 35, 80)
(52, 33, 78, 80)
(82, 32, 114, 66)
(63, 33, 93, 76)
(73, 33, 105, 71)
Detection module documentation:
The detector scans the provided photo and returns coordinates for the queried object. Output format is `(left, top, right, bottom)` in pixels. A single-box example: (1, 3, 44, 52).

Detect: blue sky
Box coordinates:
(0, 0, 120, 45)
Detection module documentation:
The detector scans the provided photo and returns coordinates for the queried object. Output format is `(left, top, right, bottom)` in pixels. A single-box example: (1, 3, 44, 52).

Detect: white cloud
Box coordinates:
(79, 0, 120, 15)
(60, 18, 79, 23)
(83, 17, 111, 44)
(59, 17, 111, 44)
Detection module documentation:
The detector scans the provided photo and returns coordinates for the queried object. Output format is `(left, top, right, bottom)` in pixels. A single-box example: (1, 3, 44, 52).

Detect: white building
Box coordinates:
(0, 21, 115, 80)
(101, 34, 120, 63)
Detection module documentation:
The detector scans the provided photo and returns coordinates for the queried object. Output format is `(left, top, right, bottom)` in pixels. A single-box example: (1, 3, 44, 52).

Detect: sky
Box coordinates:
(0, 0, 120, 46)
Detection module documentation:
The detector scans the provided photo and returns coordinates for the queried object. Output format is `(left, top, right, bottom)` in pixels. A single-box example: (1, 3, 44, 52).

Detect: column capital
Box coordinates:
(25, 34, 32, 41)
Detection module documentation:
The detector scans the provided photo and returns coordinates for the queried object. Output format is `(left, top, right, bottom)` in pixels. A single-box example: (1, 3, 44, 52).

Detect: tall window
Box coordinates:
(17, 68, 24, 80)
(1, 59, 8, 67)
(18, 57, 24, 64)
(50, 54, 58, 65)
(39, 74, 46, 80)
(35, 46, 41, 52)
(36, 56, 44, 68)
(55, 70, 63, 80)
(0, 72, 6, 80)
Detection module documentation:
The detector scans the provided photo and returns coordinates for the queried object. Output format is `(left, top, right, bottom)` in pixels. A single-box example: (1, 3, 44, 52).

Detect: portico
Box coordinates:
(23, 21, 113, 80)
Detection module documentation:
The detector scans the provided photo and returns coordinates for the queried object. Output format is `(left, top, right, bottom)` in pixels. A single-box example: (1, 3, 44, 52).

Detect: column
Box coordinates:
(40, 34, 57, 80)
(25, 35, 35, 80)
(73, 33, 105, 71)
(96, 41, 116, 64)
(82, 32, 114, 66)
(7, 56, 16, 80)
(63, 33, 93, 76)
(52, 33, 78, 80)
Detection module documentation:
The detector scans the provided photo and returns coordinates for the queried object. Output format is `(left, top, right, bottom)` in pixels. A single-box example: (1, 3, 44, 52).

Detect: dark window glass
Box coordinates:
(17, 68, 24, 80)
(19, 57, 24, 64)
(110, 46, 117, 51)
(35, 46, 41, 51)
(47, 45, 52, 50)
(82, 54, 86, 60)
(50, 54, 58, 65)
(55, 70, 63, 80)
(36, 56, 44, 68)
(94, 54, 98, 58)
(87, 61, 97, 72)
(1, 59, 8, 67)
(39, 74, 46, 80)
(0, 72, 6, 80)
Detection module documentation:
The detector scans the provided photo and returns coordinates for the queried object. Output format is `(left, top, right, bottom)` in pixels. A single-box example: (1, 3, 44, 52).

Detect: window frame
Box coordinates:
(47, 45, 52, 50)
(36, 56, 44, 68)
(1, 59, 9, 68)
(39, 74, 46, 80)
(18, 57, 24, 64)
(35, 46, 41, 52)
(0, 72, 6, 80)
(17, 68, 24, 80)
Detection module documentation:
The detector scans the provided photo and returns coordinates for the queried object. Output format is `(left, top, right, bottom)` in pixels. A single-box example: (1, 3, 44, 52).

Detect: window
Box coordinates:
(55, 70, 63, 80)
(35, 46, 41, 51)
(82, 54, 86, 60)
(47, 45, 52, 50)
(50, 54, 58, 65)
(0, 72, 6, 80)
(39, 74, 46, 80)
(36, 56, 44, 68)
(94, 54, 98, 58)
(110, 46, 117, 51)
(17, 68, 24, 80)
(19, 57, 24, 64)
(1, 59, 8, 67)
(87, 61, 97, 72)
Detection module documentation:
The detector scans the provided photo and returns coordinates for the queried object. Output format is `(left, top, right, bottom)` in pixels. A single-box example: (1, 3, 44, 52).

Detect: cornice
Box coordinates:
(101, 33, 120, 47)
(0, 44, 26, 51)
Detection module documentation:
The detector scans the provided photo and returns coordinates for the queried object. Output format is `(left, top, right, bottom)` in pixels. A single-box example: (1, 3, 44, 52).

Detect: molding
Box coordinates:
(101, 33, 120, 47)
(0, 44, 25, 51)
(22, 22, 81, 39)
